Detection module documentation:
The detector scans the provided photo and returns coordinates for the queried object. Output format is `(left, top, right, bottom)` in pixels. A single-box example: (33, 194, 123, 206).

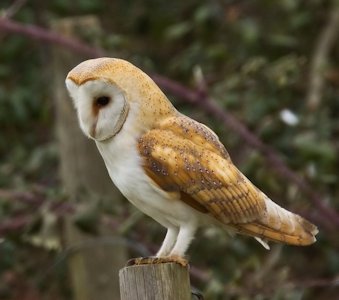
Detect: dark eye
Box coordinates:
(95, 96, 110, 107)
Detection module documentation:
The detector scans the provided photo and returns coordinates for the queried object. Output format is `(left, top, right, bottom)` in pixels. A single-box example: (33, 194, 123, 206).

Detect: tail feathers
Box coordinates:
(236, 197, 318, 247)
(238, 220, 317, 247)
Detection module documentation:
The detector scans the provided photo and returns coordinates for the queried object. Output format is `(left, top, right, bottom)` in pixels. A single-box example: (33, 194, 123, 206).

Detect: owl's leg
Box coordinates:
(164, 223, 197, 266)
(128, 225, 195, 267)
(156, 227, 179, 257)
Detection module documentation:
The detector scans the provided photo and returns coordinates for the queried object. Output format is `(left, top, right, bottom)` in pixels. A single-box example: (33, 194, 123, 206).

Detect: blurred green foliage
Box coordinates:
(1, 0, 339, 299)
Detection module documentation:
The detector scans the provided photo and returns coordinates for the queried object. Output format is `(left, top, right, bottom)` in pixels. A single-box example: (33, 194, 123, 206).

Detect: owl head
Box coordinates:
(65, 57, 176, 141)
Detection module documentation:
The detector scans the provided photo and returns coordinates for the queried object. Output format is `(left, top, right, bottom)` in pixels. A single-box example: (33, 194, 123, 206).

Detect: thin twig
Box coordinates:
(0, 18, 338, 228)
(288, 276, 339, 289)
(0, 188, 75, 215)
(223, 275, 339, 298)
(0, 188, 45, 206)
(307, 1, 339, 110)
(1, 0, 28, 19)
(0, 215, 33, 235)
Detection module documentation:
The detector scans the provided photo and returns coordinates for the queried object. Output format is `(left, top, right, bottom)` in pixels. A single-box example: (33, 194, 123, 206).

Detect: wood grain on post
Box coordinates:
(119, 263, 192, 300)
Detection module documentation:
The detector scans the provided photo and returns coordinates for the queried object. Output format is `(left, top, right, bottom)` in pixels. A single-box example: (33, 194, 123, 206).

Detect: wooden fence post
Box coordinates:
(119, 263, 192, 300)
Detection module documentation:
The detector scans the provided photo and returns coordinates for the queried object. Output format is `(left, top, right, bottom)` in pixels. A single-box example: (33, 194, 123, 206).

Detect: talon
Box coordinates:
(126, 256, 157, 266)
(126, 258, 138, 266)
(126, 256, 188, 267)
(167, 254, 189, 267)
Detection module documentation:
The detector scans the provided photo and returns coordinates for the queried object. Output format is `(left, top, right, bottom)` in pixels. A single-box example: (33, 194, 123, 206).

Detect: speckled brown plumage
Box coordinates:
(139, 115, 266, 223)
(139, 115, 318, 245)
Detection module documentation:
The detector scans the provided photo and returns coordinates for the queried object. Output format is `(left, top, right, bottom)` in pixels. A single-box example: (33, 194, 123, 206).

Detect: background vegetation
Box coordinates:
(1, 0, 339, 299)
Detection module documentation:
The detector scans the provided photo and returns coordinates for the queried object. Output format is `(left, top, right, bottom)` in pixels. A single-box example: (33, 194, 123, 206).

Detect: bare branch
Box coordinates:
(0, 18, 103, 57)
(307, 1, 339, 110)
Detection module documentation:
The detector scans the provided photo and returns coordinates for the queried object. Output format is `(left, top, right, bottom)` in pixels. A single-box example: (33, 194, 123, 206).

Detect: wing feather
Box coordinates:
(138, 116, 266, 224)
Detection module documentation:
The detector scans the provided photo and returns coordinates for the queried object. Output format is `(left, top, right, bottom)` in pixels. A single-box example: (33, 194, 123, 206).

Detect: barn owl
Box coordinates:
(65, 58, 318, 266)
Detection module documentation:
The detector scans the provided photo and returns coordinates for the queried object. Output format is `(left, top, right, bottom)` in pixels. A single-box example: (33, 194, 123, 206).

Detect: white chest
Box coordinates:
(97, 135, 157, 205)
(95, 130, 199, 228)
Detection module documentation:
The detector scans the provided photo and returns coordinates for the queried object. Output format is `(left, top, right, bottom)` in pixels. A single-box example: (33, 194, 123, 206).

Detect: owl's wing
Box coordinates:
(138, 116, 266, 224)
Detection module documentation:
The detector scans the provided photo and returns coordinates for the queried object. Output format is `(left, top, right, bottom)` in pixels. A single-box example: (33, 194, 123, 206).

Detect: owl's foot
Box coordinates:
(127, 255, 188, 267)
